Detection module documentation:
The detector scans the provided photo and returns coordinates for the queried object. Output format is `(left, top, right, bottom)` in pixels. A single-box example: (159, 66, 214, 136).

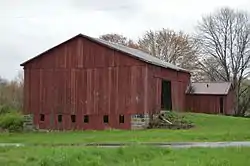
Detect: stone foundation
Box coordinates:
(131, 113, 150, 130)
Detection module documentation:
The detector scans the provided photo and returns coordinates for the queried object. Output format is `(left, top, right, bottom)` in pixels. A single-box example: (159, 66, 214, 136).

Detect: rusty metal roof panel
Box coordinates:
(187, 82, 232, 95)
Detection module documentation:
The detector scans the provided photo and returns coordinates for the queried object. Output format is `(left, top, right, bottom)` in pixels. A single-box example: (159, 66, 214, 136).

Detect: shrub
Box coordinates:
(0, 105, 14, 115)
(0, 112, 24, 132)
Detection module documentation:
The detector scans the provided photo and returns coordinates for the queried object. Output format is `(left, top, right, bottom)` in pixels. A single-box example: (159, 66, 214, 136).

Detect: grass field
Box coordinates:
(0, 146, 250, 166)
(1, 113, 250, 166)
(1, 113, 250, 144)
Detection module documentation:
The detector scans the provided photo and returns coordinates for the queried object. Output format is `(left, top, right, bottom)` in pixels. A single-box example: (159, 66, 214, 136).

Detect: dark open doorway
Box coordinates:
(219, 97, 224, 114)
(161, 80, 172, 110)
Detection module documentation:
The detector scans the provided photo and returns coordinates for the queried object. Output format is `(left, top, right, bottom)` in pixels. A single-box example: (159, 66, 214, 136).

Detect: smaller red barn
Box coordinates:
(186, 82, 234, 115)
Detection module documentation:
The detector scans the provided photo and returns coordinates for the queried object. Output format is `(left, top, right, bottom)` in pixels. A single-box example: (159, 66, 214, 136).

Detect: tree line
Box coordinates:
(0, 71, 23, 112)
(1, 7, 250, 116)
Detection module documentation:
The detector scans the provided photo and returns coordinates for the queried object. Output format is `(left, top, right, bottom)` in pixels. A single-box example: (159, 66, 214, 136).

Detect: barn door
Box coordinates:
(161, 80, 172, 110)
(219, 97, 224, 114)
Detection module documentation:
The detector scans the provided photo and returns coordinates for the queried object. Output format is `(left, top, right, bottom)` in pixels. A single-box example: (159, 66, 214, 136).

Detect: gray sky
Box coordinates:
(1, 0, 250, 80)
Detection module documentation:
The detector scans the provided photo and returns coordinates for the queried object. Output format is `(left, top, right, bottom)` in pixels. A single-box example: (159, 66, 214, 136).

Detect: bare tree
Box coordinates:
(195, 57, 228, 81)
(100, 33, 127, 45)
(0, 71, 23, 111)
(14, 70, 24, 87)
(238, 80, 250, 115)
(138, 29, 199, 72)
(99, 33, 140, 49)
(196, 8, 250, 116)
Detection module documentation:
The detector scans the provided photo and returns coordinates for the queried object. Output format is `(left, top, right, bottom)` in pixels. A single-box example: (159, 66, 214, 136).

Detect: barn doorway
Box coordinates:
(219, 97, 224, 114)
(161, 80, 172, 110)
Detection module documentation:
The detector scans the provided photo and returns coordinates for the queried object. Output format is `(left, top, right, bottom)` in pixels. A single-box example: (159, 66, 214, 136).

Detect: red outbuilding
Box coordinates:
(186, 82, 235, 115)
(20, 34, 234, 130)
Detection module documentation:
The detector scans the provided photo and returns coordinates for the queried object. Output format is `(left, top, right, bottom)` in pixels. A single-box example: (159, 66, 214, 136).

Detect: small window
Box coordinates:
(40, 114, 45, 122)
(119, 115, 124, 124)
(103, 115, 109, 124)
(71, 115, 76, 123)
(58, 115, 62, 123)
(83, 115, 89, 123)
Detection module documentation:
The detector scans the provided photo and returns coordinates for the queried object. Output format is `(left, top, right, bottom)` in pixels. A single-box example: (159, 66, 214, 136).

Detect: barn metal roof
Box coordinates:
(94, 38, 188, 72)
(20, 34, 189, 73)
(187, 82, 232, 95)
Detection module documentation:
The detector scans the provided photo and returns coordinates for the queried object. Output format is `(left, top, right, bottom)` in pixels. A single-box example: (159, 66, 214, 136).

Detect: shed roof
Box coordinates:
(187, 82, 232, 95)
(20, 34, 189, 73)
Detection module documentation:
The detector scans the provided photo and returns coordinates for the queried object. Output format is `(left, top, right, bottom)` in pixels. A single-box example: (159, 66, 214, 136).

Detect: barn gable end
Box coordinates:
(22, 35, 145, 69)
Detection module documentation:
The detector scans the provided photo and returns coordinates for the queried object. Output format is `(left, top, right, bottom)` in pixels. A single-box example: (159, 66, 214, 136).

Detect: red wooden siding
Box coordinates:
(186, 92, 234, 115)
(225, 90, 235, 115)
(146, 65, 190, 113)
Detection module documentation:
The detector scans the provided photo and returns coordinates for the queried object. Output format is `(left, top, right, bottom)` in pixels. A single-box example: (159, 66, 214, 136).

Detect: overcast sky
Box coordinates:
(1, 0, 250, 80)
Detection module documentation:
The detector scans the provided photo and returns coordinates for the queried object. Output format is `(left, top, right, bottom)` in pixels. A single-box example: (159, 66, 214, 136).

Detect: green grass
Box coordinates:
(1, 146, 250, 166)
(1, 113, 250, 144)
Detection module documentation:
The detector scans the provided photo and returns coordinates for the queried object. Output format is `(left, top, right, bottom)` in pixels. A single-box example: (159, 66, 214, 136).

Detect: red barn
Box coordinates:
(186, 82, 235, 115)
(20, 34, 190, 130)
